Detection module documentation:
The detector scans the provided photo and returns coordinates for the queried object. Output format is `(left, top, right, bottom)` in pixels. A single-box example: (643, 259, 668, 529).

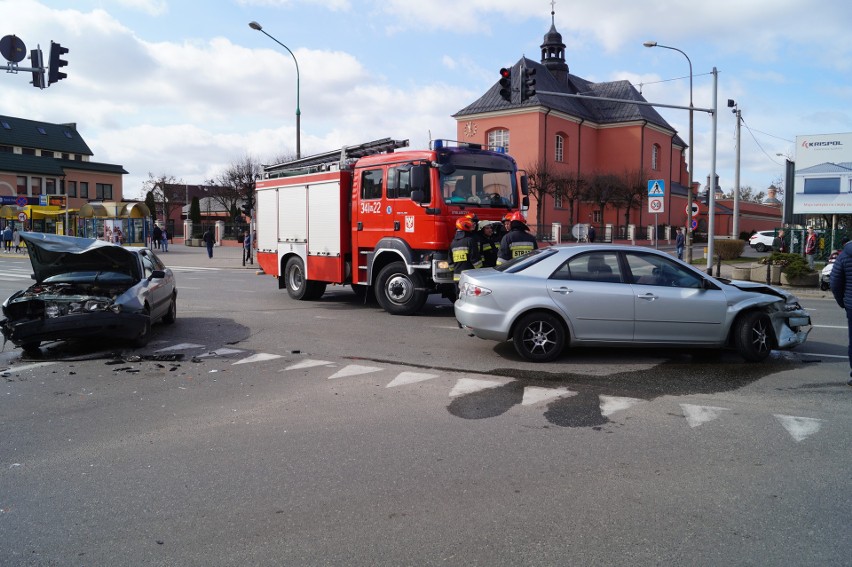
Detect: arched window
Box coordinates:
(555, 134, 564, 162)
(652, 144, 661, 171)
(488, 129, 509, 152)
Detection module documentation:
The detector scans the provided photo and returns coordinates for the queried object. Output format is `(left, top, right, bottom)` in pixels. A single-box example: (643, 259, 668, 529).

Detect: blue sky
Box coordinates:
(2, 0, 851, 200)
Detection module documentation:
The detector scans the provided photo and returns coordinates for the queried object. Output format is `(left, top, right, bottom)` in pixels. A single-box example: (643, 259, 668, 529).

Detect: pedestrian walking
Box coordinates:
(152, 224, 162, 250)
(829, 238, 852, 386)
(675, 227, 685, 260)
(587, 224, 596, 243)
(805, 227, 817, 270)
(203, 227, 214, 258)
(12, 227, 20, 254)
(2, 225, 11, 252)
(497, 211, 537, 265)
(242, 230, 253, 266)
(161, 227, 169, 252)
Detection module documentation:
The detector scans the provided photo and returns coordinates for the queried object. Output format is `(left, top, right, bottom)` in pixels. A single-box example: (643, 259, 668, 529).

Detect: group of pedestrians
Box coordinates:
(1, 225, 21, 253)
(151, 224, 170, 252)
(449, 211, 538, 288)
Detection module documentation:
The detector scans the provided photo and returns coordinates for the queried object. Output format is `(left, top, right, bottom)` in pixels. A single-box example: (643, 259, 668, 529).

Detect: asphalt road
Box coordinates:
(0, 251, 849, 566)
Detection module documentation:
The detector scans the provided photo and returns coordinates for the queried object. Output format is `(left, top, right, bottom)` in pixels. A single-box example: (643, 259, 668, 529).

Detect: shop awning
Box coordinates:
(78, 203, 110, 218)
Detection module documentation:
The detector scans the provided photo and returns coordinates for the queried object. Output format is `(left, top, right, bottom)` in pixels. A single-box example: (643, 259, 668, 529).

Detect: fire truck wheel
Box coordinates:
(375, 261, 428, 315)
(285, 257, 326, 300)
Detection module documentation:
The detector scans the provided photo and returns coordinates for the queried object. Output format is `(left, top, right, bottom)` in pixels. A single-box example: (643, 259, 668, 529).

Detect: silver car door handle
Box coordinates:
(551, 286, 573, 294)
(638, 293, 658, 301)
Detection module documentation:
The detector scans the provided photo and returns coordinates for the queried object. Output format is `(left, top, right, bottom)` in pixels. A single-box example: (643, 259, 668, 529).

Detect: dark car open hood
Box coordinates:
(20, 232, 140, 283)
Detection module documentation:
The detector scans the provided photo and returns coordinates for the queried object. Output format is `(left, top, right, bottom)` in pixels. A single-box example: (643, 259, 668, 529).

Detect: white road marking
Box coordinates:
(812, 325, 846, 329)
(195, 348, 245, 358)
(449, 377, 506, 397)
(680, 404, 730, 428)
(521, 386, 577, 406)
(774, 414, 824, 442)
(599, 395, 646, 417)
(386, 371, 440, 388)
(3, 362, 57, 373)
(233, 353, 283, 365)
(327, 364, 382, 379)
(156, 343, 205, 352)
(796, 352, 847, 359)
(282, 359, 334, 371)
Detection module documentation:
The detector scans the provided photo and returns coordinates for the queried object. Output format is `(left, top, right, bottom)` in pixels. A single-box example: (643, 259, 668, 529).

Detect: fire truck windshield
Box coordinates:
(441, 167, 517, 208)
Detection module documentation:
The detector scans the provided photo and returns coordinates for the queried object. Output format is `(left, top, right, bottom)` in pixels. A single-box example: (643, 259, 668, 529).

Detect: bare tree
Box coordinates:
(582, 172, 625, 235)
(207, 155, 264, 217)
(524, 160, 558, 233)
(551, 169, 585, 227)
(726, 184, 766, 203)
(614, 168, 649, 227)
(144, 173, 184, 224)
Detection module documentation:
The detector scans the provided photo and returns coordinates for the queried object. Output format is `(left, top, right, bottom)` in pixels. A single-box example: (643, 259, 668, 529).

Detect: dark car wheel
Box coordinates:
(132, 306, 152, 348)
(734, 311, 773, 362)
(512, 312, 566, 362)
(375, 261, 428, 315)
(21, 341, 40, 353)
(820, 280, 830, 291)
(755, 243, 767, 252)
(162, 293, 177, 324)
(284, 257, 326, 300)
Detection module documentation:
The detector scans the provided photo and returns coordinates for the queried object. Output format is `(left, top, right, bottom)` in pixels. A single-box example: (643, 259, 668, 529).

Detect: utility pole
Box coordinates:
(728, 99, 742, 239)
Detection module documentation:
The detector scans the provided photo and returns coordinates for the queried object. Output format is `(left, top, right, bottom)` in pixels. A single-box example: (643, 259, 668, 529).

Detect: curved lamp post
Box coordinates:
(644, 41, 694, 263)
(249, 21, 301, 159)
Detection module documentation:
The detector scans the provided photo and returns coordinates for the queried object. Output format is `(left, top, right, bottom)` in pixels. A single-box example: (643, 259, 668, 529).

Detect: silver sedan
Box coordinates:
(454, 245, 811, 362)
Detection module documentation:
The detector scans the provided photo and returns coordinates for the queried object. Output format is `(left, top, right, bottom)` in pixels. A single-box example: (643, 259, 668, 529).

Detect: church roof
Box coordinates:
(454, 57, 684, 146)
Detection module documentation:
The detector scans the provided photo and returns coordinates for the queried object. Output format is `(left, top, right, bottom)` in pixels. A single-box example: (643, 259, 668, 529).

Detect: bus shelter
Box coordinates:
(77, 202, 151, 245)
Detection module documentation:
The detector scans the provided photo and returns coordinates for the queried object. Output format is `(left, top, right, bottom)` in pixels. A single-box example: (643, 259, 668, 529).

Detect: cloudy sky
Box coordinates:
(2, 0, 851, 200)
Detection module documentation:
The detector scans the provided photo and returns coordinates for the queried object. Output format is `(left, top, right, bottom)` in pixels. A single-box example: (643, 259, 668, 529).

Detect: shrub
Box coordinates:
(758, 252, 797, 266)
(714, 239, 745, 261)
(781, 255, 814, 279)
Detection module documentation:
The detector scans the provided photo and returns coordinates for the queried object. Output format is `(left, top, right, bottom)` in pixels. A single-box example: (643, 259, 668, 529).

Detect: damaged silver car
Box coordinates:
(455, 245, 812, 363)
(1, 232, 177, 352)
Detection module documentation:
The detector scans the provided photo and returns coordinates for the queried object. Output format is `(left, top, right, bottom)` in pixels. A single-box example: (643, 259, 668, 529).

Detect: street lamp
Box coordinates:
(728, 99, 742, 239)
(644, 41, 694, 263)
(249, 21, 301, 159)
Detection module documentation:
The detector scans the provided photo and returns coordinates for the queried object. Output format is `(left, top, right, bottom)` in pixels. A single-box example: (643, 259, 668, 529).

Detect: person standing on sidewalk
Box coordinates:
(805, 227, 817, 270)
(152, 224, 162, 250)
(160, 227, 169, 252)
(2, 225, 11, 252)
(203, 227, 214, 258)
(675, 227, 685, 260)
(829, 238, 852, 386)
(12, 227, 20, 254)
(242, 230, 253, 266)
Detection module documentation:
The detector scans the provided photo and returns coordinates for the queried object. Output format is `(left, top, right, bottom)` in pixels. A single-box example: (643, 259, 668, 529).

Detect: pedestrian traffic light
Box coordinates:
(521, 66, 536, 101)
(29, 48, 45, 89)
(499, 67, 512, 102)
(47, 41, 68, 85)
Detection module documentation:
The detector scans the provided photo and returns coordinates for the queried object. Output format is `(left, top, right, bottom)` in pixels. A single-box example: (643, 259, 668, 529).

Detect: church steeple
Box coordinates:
(541, 1, 568, 85)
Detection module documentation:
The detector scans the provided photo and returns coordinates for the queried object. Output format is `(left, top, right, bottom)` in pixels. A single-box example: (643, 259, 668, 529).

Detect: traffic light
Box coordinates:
(521, 66, 536, 101)
(29, 48, 45, 89)
(47, 41, 68, 85)
(241, 193, 254, 218)
(499, 67, 512, 102)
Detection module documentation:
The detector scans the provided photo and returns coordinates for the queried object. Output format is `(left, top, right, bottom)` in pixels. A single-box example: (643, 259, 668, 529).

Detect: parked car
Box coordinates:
(454, 245, 811, 363)
(1, 232, 177, 352)
(748, 230, 776, 252)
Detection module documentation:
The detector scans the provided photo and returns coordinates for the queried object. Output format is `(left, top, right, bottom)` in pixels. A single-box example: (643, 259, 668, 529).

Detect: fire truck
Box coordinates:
(254, 138, 529, 315)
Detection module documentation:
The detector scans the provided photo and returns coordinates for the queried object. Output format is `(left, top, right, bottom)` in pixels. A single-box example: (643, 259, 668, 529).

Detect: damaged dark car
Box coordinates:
(1, 232, 177, 352)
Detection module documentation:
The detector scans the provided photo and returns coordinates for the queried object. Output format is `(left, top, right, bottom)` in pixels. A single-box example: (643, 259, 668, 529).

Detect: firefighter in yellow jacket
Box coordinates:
(449, 217, 482, 288)
(497, 211, 537, 265)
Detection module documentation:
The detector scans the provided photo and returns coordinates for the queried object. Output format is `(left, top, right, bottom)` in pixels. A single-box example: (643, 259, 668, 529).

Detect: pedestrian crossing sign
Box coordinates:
(647, 179, 665, 197)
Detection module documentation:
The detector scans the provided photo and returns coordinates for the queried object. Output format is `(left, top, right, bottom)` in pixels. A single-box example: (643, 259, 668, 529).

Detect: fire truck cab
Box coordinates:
(255, 138, 528, 315)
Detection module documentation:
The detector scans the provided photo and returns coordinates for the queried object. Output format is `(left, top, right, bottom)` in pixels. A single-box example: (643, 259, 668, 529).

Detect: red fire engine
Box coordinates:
(255, 138, 529, 315)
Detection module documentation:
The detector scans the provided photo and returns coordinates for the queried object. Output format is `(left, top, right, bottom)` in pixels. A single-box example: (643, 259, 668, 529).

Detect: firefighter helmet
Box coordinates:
(456, 217, 475, 232)
(465, 212, 479, 224)
(508, 211, 527, 223)
(502, 213, 512, 222)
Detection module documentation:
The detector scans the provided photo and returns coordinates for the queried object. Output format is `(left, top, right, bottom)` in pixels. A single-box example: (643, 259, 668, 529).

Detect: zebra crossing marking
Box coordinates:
(282, 359, 334, 371)
(774, 414, 824, 442)
(680, 404, 731, 428)
(521, 386, 577, 406)
(328, 364, 382, 379)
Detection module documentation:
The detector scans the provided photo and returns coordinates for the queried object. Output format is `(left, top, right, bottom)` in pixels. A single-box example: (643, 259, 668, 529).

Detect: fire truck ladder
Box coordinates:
(263, 138, 409, 179)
